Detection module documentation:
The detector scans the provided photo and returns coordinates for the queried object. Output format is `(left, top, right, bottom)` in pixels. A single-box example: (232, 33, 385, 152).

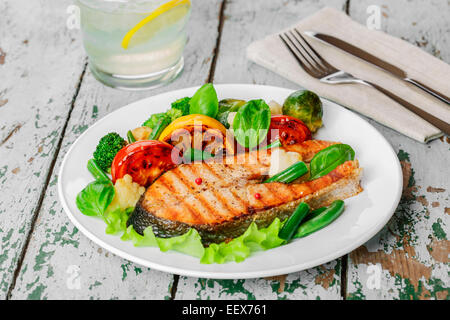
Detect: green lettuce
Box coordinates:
(121, 225, 205, 258)
(102, 207, 286, 264)
(201, 219, 285, 264)
(104, 207, 133, 235)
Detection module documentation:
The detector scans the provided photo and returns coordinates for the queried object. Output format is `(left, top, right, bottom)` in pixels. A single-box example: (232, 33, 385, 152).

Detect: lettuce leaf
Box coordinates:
(120, 225, 205, 258)
(104, 207, 133, 235)
(200, 219, 285, 264)
(103, 207, 286, 264)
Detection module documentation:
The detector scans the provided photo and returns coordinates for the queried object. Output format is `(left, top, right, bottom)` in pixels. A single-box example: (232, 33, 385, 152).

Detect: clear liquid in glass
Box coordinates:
(77, 0, 191, 90)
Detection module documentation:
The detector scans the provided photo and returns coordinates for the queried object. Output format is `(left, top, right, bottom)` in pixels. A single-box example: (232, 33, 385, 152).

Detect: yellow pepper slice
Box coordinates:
(158, 114, 235, 155)
(159, 115, 227, 141)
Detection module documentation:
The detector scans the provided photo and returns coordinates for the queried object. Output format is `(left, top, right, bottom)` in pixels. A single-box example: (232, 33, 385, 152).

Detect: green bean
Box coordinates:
(263, 139, 282, 149)
(304, 206, 327, 221)
(294, 200, 345, 238)
(278, 202, 310, 241)
(264, 161, 308, 184)
(149, 115, 171, 140)
(87, 159, 111, 183)
(183, 148, 213, 163)
(127, 130, 136, 143)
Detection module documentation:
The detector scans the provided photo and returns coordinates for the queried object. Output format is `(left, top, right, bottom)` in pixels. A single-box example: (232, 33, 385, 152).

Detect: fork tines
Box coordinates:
(279, 29, 337, 78)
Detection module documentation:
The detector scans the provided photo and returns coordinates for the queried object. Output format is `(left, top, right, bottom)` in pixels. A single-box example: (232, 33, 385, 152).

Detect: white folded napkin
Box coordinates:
(247, 7, 450, 143)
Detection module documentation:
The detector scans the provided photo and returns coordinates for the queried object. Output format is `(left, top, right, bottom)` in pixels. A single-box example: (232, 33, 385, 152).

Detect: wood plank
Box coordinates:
(345, 0, 449, 300)
(175, 0, 348, 300)
(9, 0, 224, 299)
(0, 0, 86, 299)
(176, 261, 341, 300)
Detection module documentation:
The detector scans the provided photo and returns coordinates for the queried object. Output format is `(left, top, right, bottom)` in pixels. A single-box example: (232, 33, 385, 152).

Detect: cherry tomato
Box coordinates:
(268, 115, 312, 146)
(111, 140, 181, 187)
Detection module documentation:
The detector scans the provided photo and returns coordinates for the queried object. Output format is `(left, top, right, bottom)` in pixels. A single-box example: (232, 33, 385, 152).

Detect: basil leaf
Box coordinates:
(189, 83, 219, 118)
(232, 99, 271, 149)
(309, 144, 355, 180)
(76, 180, 115, 217)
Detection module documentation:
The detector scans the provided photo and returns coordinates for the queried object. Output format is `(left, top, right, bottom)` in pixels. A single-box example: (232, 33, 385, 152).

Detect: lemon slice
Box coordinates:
(121, 0, 191, 50)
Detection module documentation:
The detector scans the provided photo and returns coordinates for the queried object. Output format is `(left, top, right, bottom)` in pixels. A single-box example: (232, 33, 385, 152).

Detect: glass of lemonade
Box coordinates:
(76, 0, 191, 90)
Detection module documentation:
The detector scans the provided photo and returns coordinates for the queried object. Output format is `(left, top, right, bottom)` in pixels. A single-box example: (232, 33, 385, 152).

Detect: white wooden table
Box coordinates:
(1, 0, 448, 300)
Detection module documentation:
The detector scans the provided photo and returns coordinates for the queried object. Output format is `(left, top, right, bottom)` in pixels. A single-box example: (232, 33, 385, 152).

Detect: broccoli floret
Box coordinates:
(166, 108, 183, 122)
(93, 132, 126, 171)
(142, 97, 190, 133)
(171, 97, 190, 115)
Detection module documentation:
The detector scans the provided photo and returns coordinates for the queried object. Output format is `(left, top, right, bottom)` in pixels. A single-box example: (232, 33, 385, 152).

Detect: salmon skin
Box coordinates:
(128, 140, 362, 245)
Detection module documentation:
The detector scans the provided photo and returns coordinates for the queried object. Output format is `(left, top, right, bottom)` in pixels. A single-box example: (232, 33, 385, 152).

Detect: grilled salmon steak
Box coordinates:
(128, 140, 363, 244)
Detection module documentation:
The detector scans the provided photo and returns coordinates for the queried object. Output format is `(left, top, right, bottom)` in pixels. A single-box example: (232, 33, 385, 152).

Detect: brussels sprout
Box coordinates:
(282, 90, 323, 132)
(216, 99, 246, 128)
(219, 99, 247, 110)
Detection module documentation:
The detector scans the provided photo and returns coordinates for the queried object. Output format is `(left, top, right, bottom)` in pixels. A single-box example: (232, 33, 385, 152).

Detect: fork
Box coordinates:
(279, 29, 450, 135)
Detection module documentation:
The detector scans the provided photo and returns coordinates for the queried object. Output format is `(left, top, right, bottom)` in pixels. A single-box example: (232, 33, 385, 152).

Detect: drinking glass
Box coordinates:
(76, 0, 191, 90)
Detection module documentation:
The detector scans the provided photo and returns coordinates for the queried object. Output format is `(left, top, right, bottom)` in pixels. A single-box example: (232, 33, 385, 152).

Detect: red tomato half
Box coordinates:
(268, 115, 312, 146)
(111, 140, 181, 187)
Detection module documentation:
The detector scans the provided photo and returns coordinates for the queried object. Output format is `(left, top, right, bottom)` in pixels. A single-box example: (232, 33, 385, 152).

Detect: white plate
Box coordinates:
(58, 84, 402, 279)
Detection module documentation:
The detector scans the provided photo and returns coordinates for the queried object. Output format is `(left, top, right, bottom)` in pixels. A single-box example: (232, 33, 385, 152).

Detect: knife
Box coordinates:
(304, 31, 450, 105)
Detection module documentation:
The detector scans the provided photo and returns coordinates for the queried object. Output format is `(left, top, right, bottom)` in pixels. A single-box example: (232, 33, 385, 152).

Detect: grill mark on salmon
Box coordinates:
(194, 164, 218, 185)
(142, 183, 166, 210)
(213, 189, 242, 217)
(165, 169, 219, 224)
(154, 179, 195, 222)
(193, 191, 224, 223)
(281, 181, 298, 199)
(163, 171, 208, 222)
(197, 190, 234, 222)
(156, 178, 200, 224)
(176, 165, 200, 191)
(227, 187, 249, 213)
(247, 161, 357, 211)
(202, 162, 222, 180)
(256, 184, 276, 207)
(128, 140, 362, 244)
(199, 164, 246, 219)
(184, 197, 218, 224)
(144, 183, 189, 222)
(160, 164, 244, 224)
(264, 183, 290, 204)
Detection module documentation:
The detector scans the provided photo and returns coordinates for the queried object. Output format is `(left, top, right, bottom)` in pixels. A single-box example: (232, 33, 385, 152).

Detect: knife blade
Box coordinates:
(304, 31, 450, 105)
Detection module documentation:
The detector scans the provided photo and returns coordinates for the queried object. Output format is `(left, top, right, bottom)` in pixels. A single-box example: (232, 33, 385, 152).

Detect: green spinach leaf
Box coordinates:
(232, 99, 271, 149)
(76, 180, 115, 217)
(309, 144, 355, 180)
(189, 83, 219, 118)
